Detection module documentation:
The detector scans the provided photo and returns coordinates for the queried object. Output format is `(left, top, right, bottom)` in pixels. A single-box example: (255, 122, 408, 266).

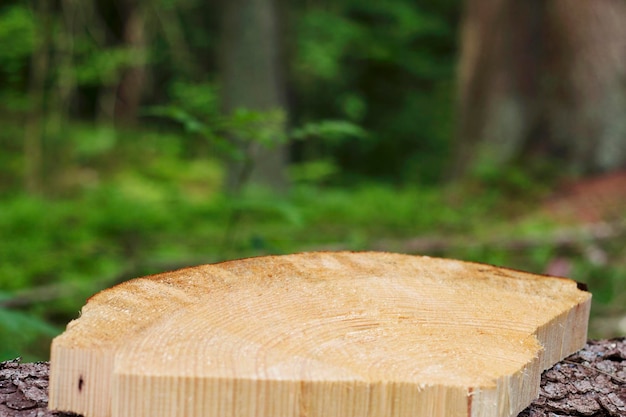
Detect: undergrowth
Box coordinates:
(0, 130, 624, 360)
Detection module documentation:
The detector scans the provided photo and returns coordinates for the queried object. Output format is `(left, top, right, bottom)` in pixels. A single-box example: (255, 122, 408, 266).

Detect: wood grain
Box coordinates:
(49, 251, 591, 417)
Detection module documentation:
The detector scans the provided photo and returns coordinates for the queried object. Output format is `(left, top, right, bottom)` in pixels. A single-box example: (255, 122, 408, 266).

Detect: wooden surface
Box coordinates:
(8, 338, 626, 417)
(9, 339, 626, 417)
(48, 251, 592, 417)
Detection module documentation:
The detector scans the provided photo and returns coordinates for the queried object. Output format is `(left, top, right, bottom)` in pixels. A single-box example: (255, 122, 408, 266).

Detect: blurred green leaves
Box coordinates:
(0, 5, 36, 84)
(291, 120, 369, 144)
(75, 46, 146, 86)
(294, 2, 451, 82)
(291, 0, 458, 183)
(0, 307, 59, 361)
(295, 10, 363, 81)
(0, 0, 623, 362)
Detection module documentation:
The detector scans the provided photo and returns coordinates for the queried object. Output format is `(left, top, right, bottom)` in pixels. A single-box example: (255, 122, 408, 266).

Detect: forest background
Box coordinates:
(1, 0, 625, 361)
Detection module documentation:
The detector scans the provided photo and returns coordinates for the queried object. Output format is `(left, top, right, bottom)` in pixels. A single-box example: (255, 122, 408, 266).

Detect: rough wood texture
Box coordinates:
(48, 251, 591, 417)
(520, 338, 626, 416)
(0, 358, 78, 417)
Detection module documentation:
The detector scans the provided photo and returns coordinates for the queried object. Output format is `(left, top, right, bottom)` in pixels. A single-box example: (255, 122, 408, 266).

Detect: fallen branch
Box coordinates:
(370, 220, 626, 254)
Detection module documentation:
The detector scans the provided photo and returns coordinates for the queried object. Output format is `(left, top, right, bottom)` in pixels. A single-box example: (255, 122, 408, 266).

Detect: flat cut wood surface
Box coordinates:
(49, 251, 591, 417)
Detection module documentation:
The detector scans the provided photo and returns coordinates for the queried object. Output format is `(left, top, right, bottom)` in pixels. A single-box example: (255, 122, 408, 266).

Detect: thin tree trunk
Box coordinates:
(150, 2, 199, 79)
(218, 0, 289, 193)
(114, 0, 147, 126)
(47, 0, 77, 140)
(23, 0, 52, 195)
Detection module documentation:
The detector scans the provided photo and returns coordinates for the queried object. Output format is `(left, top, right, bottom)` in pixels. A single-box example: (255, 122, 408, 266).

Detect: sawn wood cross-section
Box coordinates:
(49, 251, 591, 417)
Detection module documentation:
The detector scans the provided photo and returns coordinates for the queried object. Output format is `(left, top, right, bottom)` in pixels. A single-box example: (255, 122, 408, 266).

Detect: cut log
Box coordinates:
(8, 339, 626, 417)
(49, 251, 591, 417)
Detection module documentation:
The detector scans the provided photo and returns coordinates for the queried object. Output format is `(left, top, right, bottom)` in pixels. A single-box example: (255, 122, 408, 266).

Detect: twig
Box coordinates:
(371, 220, 626, 254)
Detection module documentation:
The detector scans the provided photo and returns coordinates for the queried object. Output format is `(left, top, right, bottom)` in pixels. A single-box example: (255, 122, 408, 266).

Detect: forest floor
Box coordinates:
(1, 338, 624, 417)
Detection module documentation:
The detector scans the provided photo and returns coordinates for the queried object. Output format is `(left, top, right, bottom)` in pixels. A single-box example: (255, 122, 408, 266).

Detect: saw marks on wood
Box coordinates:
(49, 251, 591, 417)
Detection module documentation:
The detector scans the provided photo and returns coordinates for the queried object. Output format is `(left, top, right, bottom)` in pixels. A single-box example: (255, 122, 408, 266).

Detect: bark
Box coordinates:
(518, 338, 626, 417)
(455, 0, 626, 179)
(218, 0, 289, 193)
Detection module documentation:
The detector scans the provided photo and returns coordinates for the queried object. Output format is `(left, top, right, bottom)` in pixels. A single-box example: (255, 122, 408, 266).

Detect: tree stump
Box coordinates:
(3, 340, 624, 416)
(47, 252, 591, 417)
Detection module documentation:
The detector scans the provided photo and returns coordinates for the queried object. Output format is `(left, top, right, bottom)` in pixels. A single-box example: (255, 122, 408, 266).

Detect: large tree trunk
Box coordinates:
(454, 0, 626, 179)
(218, 0, 289, 193)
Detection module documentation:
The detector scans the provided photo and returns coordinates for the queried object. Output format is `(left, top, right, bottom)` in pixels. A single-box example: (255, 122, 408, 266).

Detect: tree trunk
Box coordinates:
(23, 0, 52, 195)
(47, 0, 77, 143)
(454, 0, 626, 179)
(114, 0, 147, 126)
(218, 0, 289, 193)
(150, 2, 199, 79)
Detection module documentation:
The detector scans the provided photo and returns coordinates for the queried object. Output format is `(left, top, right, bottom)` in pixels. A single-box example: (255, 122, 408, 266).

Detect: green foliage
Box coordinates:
(295, 2, 452, 82)
(295, 11, 363, 81)
(228, 108, 287, 150)
(67, 124, 118, 158)
(289, 159, 339, 185)
(0, 307, 59, 361)
(467, 158, 552, 216)
(169, 81, 221, 119)
(75, 46, 145, 86)
(1, 158, 624, 359)
(146, 80, 291, 163)
(0, 5, 36, 84)
(291, 120, 369, 144)
(292, 0, 458, 183)
(0, 3, 36, 111)
(1, 0, 624, 361)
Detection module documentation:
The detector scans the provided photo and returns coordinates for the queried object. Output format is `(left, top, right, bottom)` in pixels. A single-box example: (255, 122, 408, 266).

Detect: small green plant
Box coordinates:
(0, 305, 59, 361)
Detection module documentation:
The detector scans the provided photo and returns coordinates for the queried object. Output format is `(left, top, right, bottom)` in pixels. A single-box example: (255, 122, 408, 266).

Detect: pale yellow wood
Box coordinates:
(49, 251, 591, 417)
